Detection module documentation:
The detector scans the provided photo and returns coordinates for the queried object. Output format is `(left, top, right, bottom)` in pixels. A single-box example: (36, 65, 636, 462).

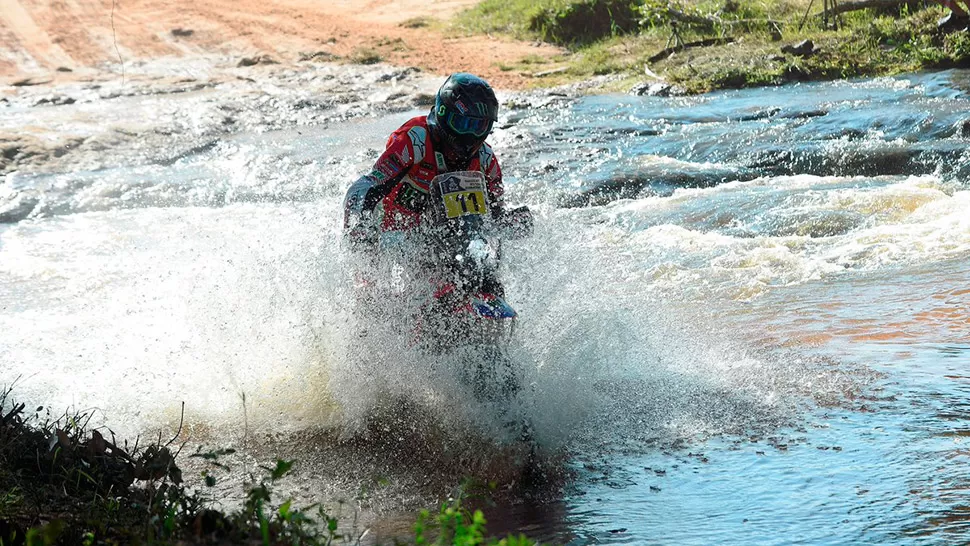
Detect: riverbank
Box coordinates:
(454, 0, 970, 94)
(0, 386, 541, 544)
(3, 0, 970, 103)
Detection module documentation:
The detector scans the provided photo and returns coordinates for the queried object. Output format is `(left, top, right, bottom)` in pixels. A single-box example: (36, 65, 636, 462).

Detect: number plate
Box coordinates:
(434, 171, 488, 219)
(442, 189, 487, 218)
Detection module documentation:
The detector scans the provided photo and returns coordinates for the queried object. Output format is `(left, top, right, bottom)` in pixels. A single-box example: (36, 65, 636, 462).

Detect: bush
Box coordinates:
(944, 31, 970, 64)
(530, 0, 644, 45)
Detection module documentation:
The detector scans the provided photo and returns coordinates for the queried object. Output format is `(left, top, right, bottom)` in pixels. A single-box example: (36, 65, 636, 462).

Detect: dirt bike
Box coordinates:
(344, 170, 533, 411)
(413, 171, 532, 405)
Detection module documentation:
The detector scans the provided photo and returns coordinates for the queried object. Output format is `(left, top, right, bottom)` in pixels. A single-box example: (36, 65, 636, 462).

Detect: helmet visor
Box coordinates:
(444, 110, 493, 138)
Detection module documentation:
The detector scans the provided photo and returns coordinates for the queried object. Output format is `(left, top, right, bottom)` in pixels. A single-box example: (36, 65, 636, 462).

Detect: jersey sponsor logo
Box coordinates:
(394, 178, 428, 212)
(434, 151, 447, 171)
(412, 162, 436, 182)
(407, 126, 427, 163)
(375, 153, 404, 180)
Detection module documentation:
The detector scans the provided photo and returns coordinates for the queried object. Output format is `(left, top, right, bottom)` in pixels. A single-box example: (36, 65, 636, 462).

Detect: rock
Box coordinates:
(782, 109, 828, 120)
(0, 193, 39, 224)
(957, 119, 970, 138)
(736, 107, 781, 122)
(630, 81, 684, 97)
(376, 67, 420, 82)
(532, 67, 569, 78)
(783, 64, 811, 81)
(298, 50, 339, 62)
(781, 39, 816, 57)
(33, 95, 76, 106)
(56, 66, 73, 72)
(11, 77, 52, 87)
(2, 139, 38, 161)
(631, 82, 653, 95)
(292, 98, 333, 110)
(411, 92, 435, 106)
(630, 82, 671, 97)
(237, 55, 278, 67)
(170, 28, 194, 37)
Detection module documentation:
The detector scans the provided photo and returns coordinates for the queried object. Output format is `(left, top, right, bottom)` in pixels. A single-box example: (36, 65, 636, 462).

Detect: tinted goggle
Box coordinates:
(444, 110, 493, 138)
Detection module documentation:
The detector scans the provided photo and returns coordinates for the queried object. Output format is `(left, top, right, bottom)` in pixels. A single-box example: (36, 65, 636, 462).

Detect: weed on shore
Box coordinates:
(1, 385, 542, 545)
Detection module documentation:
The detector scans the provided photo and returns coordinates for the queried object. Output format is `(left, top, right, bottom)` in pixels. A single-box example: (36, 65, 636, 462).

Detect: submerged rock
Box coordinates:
(957, 118, 970, 138)
(560, 166, 758, 208)
(0, 193, 39, 224)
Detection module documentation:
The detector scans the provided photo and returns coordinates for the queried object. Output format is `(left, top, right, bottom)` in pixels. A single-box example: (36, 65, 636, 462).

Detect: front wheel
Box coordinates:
(465, 343, 520, 405)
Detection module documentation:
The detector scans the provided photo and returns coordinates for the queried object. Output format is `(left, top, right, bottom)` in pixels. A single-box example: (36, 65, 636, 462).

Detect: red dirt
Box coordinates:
(0, 0, 564, 89)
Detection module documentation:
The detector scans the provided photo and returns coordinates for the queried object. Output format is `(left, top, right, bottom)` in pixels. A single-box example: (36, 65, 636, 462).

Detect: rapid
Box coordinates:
(2, 63, 969, 544)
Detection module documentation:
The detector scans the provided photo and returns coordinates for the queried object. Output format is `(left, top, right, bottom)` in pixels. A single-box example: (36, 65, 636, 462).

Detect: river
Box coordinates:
(2, 64, 969, 544)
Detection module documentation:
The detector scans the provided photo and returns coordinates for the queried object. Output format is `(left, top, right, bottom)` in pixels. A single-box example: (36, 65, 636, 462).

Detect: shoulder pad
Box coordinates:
(407, 126, 428, 164)
(479, 142, 495, 165)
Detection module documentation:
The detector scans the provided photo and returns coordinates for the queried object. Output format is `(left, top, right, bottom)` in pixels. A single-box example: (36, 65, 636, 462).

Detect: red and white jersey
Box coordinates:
(364, 115, 504, 231)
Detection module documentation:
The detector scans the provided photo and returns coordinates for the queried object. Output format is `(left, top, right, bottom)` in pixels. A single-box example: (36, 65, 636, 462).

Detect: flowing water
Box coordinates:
(2, 65, 970, 544)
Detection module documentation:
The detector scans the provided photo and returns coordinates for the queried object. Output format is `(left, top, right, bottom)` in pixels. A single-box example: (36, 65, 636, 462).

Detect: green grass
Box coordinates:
(453, 0, 553, 39)
(455, 0, 643, 44)
(454, 0, 970, 93)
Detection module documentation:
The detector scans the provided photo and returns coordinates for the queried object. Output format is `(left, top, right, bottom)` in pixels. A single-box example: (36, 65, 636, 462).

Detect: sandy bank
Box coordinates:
(0, 0, 563, 89)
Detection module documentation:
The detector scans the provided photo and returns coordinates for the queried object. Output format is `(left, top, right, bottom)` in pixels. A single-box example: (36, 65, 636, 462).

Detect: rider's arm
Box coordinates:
(343, 128, 416, 248)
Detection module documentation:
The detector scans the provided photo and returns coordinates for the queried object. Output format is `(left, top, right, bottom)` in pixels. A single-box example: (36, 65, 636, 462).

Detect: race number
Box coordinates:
(436, 171, 488, 219)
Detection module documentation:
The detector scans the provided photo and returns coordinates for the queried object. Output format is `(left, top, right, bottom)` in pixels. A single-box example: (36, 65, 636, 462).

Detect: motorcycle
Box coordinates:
(344, 170, 533, 409)
(414, 171, 531, 405)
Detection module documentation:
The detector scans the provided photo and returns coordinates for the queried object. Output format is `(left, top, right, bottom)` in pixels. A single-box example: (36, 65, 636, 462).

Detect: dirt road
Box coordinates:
(0, 0, 562, 88)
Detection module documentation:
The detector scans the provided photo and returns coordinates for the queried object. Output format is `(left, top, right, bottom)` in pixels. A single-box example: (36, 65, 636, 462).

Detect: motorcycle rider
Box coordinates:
(343, 73, 532, 412)
(343, 72, 532, 250)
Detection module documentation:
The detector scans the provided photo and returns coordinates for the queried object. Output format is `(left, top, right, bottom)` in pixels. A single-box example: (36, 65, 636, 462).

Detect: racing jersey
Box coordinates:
(359, 115, 504, 231)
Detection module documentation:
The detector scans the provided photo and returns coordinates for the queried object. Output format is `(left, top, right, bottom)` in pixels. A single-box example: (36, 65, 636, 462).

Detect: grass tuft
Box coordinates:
(350, 47, 384, 65)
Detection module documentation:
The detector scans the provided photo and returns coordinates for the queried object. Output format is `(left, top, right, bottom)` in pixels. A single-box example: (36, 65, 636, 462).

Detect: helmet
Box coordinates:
(428, 73, 499, 168)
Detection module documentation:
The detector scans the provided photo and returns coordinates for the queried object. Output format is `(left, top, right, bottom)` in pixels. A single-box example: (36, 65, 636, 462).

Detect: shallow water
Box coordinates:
(2, 66, 970, 544)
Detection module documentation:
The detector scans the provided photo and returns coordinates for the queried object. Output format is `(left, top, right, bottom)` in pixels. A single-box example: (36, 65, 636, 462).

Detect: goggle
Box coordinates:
(444, 110, 493, 138)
